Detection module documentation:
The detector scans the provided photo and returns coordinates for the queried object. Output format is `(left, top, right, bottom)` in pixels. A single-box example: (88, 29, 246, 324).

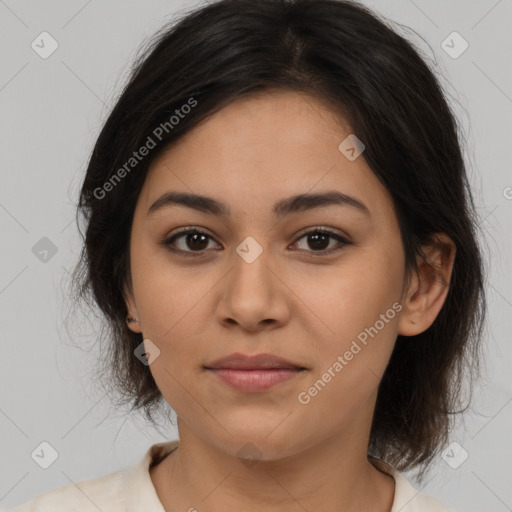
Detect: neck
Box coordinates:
(150, 403, 395, 512)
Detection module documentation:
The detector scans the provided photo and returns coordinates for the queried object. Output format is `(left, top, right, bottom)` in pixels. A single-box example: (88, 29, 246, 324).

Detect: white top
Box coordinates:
(10, 440, 456, 511)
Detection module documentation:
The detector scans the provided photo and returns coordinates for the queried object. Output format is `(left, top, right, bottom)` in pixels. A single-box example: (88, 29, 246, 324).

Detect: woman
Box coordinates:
(12, 0, 486, 510)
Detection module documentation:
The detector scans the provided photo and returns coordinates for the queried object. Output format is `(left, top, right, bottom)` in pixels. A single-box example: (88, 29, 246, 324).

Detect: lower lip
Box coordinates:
(206, 368, 304, 392)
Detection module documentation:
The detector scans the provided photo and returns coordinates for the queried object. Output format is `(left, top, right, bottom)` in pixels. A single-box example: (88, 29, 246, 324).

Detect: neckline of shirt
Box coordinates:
(123, 440, 430, 512)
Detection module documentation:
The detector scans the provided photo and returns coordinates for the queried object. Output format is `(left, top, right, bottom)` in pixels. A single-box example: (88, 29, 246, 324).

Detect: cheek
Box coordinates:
(295, 253, 402, 382)
(131, 248, 213, 337)
(292, 255, 399, 336)
(297, 311, 399, 424)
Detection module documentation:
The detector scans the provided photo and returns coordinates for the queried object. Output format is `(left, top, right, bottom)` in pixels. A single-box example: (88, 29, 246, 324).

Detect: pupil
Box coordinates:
(188, 233, 208, 250)
(309, 233, 329, 250)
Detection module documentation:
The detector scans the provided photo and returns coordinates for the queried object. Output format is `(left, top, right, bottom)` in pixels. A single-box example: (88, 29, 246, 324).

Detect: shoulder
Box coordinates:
(400, 483, 457, 512)
(370, 456, 457, 512)
(9, 440, 178, 512)
(9, 469, 125, 512)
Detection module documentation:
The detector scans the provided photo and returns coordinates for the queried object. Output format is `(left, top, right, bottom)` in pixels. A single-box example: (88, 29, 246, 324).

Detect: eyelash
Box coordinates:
(162, 226, 351, 258)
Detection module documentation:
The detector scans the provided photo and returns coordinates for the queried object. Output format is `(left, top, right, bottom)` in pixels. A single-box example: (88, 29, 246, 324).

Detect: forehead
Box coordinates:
(140, 90, 393, 222)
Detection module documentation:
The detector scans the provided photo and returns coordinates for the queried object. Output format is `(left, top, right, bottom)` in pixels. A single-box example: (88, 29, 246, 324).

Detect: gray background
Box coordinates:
(1, 0, 511, 510)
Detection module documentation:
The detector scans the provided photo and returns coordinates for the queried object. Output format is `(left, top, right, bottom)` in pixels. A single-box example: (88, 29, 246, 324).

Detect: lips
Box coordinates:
(204, 353, 307, 392)
(204, 352, 306, 370)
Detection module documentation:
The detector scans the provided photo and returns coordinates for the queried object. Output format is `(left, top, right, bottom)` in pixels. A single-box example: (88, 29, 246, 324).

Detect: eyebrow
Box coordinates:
(147, 190, 371, 219)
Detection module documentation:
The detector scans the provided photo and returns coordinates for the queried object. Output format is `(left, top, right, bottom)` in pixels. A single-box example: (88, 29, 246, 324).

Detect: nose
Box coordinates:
(216, 249, 291, 332)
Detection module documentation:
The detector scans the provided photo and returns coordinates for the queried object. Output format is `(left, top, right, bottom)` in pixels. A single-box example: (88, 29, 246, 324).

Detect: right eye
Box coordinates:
(162, 227, 220, 256)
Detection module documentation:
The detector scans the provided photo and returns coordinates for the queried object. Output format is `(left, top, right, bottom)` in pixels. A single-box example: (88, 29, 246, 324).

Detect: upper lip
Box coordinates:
(204, 352, 306, 370)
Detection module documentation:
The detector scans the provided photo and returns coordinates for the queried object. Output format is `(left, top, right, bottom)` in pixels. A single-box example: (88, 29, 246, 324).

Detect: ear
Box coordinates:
(397, 233, 456, 336)
(123, 279, 142, 334)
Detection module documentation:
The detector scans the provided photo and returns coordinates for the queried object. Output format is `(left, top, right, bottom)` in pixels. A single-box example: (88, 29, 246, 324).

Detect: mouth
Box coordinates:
(204, 352, 307, 371)
(203, 352, 307, 392)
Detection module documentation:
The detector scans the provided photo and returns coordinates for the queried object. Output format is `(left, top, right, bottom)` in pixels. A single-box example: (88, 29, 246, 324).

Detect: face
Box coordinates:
(124, 90, 414, 460)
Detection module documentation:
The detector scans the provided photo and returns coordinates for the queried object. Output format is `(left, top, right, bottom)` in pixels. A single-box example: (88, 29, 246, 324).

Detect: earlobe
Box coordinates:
(397, 233, 456, 337)
(122, 281, 142, 334)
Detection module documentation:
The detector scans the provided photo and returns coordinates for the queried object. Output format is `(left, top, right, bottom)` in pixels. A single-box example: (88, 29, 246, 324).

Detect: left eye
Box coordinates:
(293, 230, 349, 253)
(163, 227, 350, 256)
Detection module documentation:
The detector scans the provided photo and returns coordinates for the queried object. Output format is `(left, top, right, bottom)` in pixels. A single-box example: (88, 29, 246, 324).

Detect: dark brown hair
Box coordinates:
(67, 0, 488, 481)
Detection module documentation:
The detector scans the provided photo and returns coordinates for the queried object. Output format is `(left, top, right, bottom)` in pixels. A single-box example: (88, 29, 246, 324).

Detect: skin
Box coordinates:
(124, 89, 456, 512)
